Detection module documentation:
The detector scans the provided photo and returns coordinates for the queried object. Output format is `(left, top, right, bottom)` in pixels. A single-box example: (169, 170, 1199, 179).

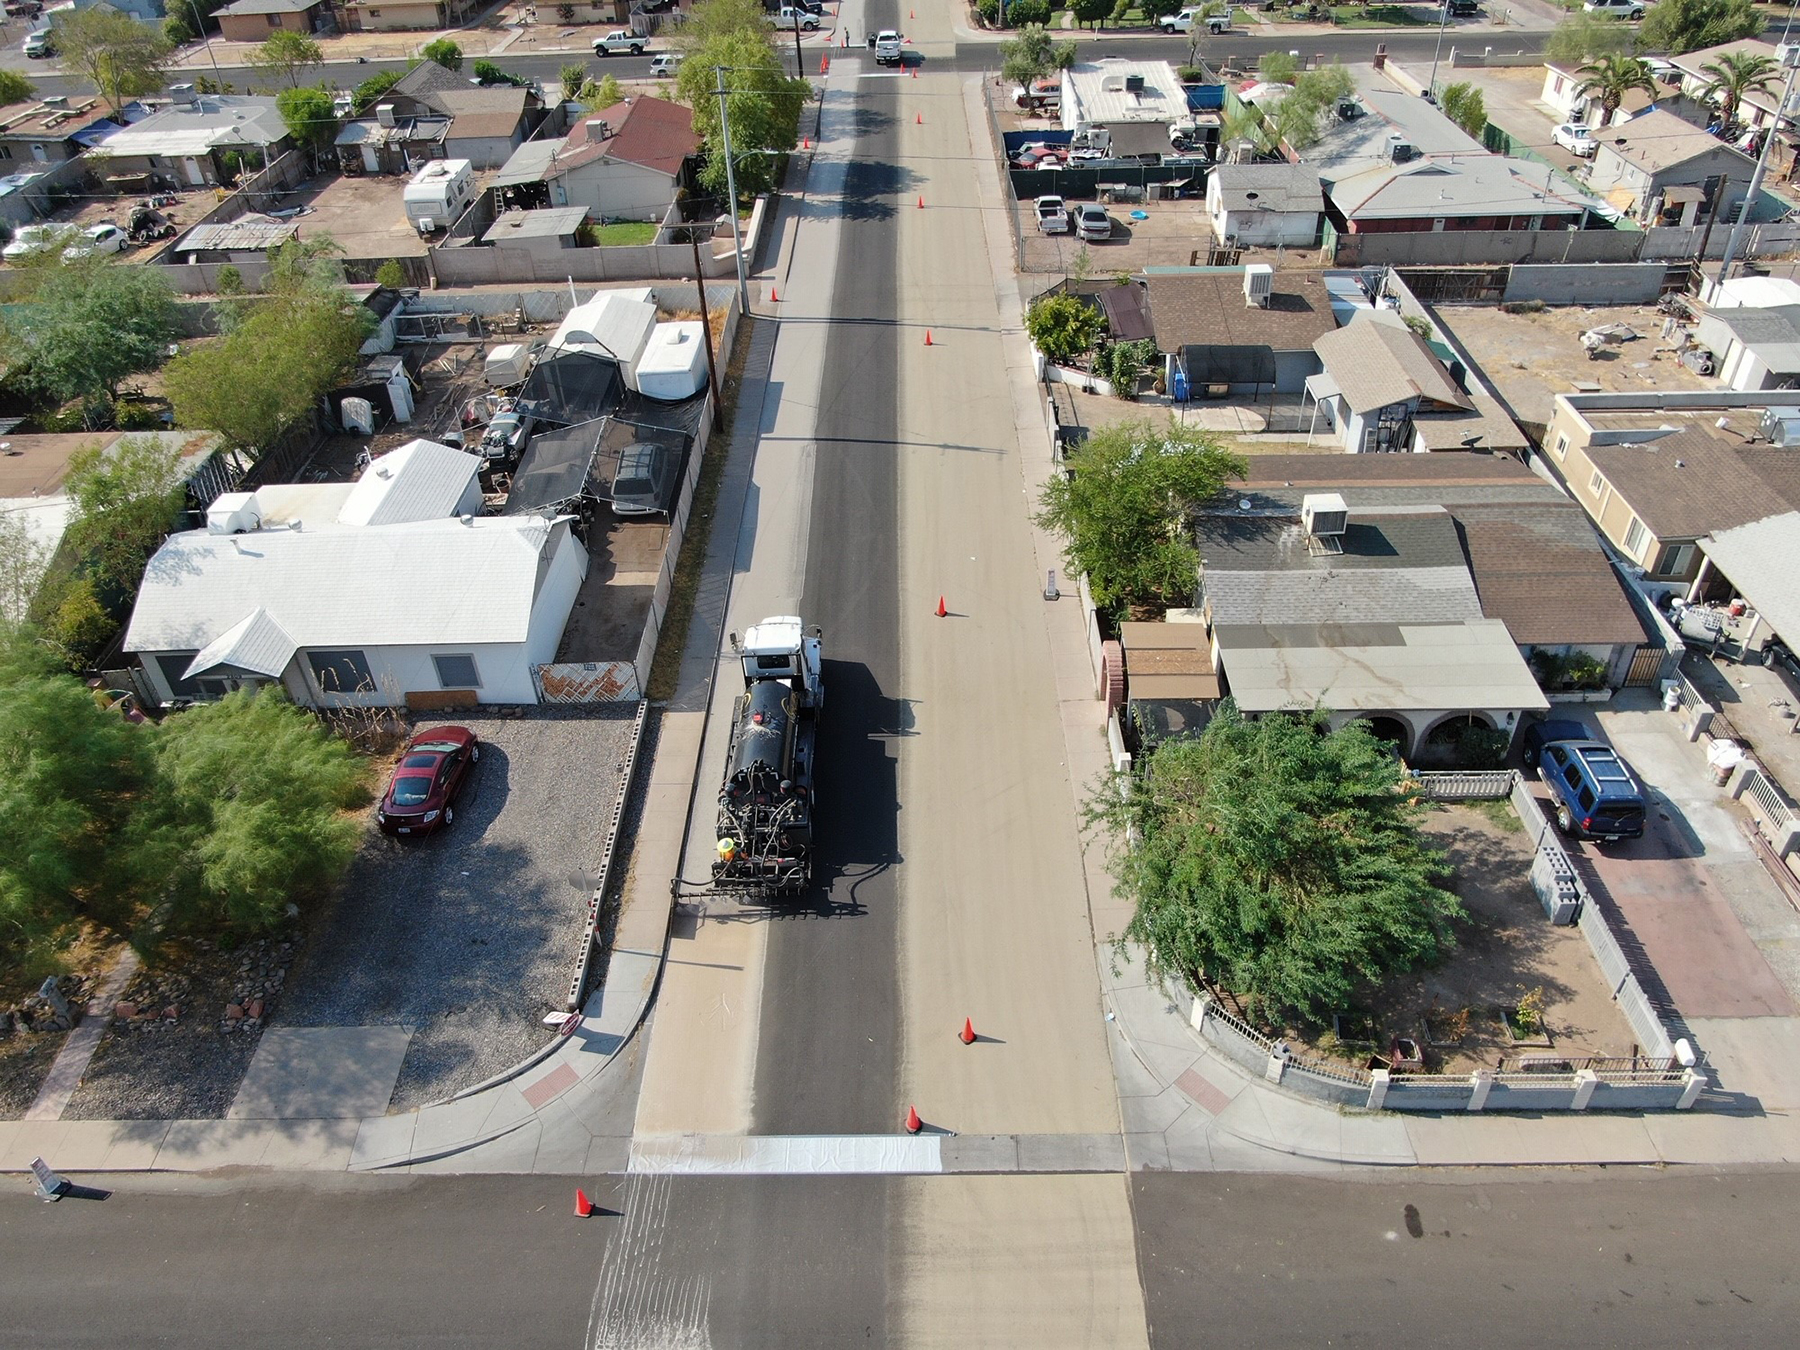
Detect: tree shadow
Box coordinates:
(795, 158, 922, 221)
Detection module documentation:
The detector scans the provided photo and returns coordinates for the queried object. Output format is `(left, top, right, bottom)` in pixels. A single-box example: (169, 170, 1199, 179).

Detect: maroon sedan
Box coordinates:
(377, 726, 480, 836)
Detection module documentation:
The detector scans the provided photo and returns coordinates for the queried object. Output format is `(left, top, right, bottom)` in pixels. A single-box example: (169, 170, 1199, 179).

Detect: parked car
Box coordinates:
(592, 28, 647, 55)
(777, 4, 820, 28)
(1582, 0, 1645, 16)
(2, 222, 66, 262)
(1446, 0, 1481, 14)
(648, 53, 684, 77)
(1034, 194, 1069, 233)
(22, 27, 52, 57)
(1076, 203, 1112, 241)
(1552, 123, 1597, 157)
(611, 442, 675, 516)
(61, 222, 125, 260)
(377, 726, 481, 836)
(1523, 719, 1647, 843)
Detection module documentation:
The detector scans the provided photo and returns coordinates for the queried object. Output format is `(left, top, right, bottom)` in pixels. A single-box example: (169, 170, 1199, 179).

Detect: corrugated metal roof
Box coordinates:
(337, 438, 479, 528)
(184, 606, 297, 679)
(125, 515, 560, 656)
(1701, 510, 1800, 645)
(1213, 618, 1549, 713)
(483, 206, 588, 243)
(175, 217, 300, 254)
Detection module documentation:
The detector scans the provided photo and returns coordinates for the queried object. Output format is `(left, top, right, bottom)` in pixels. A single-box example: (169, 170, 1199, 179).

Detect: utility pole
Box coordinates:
(713, 65, 749, 315)
(188, 0, 223, 84)
(1426, 0, 1450, 101)
(1715, 46, 1800, 291)
(687, 223, 725, 431)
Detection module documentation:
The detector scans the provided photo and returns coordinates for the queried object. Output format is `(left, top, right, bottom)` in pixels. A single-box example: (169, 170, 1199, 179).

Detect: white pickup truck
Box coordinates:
(1160, 5, 1231, 33)
(874, 29, 903, 65)
(592, 29, 647, 55)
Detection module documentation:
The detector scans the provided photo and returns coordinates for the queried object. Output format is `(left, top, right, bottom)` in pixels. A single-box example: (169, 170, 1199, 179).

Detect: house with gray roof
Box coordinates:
(1205, 163, 1323, 247)
(86, 92, 290, 187)
(1305, 311, 1475, 453)
(1693, 303, 1800, 391)
(1586, 109, 1760, 225)
(1145, 267, 1337, 395)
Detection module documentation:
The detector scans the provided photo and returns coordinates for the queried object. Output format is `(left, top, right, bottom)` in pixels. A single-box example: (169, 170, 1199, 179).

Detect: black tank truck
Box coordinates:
(712, 616, 823, 894)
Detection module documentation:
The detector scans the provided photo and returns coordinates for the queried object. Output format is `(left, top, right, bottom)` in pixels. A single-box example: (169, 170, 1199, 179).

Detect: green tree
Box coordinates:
(1070, 0, 1114, 29)
(51, 7, 172, 117)
(0, 512, 50, 629)
(580, 73, 625, 110)
(374, 258, 406, 288)
(1141, 0, 1185, 20)
(421, 37, 463, 70)
(61, 433, 191, 608)
(1574, 53, 1656, 124)
(1033, 416, 1245, 611)
(1544, 12, 1629, 67)
(352, 68, 403, 112)
(471, 59, 526, 87)
(674, 16, 810, 200)
(998, 22, 1076, 88)
(560, 62, 588, 100)
(1439, 81, 1487, 138)
(1699, 48, 1779, 129)
(1025, 292, 1104, 363)
(0, 628, 150, 959)
(1638, 0, 1760, 54)
(11, 259, 176, 407)
(1100, 703, 1464, 1025)
(1257, 50, 1299, 84)
(0, 70, 36, 104)
(248, 28, 324, 88)
(165, 236, 373, 454)
(276, 85, 338, 151)
(142, 688, 370, 934)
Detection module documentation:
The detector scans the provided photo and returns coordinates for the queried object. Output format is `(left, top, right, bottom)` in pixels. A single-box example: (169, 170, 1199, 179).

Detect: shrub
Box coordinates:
(374, 258, 406, 289)
(1025, 293, 1104, 364)
(1008, 0, 1051, 24)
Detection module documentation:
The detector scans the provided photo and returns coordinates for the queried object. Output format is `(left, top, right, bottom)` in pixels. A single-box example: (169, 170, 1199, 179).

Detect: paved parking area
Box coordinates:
(277, 707, 642, 1112)
(1523, 699, 1797, 1024)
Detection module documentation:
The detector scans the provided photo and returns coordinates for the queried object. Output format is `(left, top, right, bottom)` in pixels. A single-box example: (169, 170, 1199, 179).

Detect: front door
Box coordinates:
(183, 156, 206, 185)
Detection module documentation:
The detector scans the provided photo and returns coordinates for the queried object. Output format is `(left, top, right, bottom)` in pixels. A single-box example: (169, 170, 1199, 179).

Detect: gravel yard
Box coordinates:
(279, 707, 643, 1112)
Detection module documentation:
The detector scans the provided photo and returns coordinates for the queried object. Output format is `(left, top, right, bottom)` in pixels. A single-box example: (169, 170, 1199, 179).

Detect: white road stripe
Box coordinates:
(629, 1134, 945, 1174)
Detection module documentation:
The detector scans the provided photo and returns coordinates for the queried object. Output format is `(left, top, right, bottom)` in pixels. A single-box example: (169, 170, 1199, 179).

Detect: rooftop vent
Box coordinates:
(206, 491, 262, 536)
(375, 102, 396, 127)
(41, 95, 67, 109)
(1301, 492, 1348, 554)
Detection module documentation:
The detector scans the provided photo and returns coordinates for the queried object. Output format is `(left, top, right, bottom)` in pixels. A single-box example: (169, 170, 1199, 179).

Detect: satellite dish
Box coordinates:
(1239, 498, 1253, 510)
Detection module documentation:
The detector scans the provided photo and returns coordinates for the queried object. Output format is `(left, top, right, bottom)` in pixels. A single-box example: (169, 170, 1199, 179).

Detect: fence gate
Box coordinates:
(1624, 643, 1672, 688)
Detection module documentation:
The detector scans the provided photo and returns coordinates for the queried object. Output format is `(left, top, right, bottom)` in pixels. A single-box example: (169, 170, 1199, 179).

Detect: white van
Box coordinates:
(402, 158, 474, 235)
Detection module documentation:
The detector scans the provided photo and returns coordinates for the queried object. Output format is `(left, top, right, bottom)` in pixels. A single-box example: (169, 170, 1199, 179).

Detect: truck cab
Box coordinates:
(737, 616, 823, 713)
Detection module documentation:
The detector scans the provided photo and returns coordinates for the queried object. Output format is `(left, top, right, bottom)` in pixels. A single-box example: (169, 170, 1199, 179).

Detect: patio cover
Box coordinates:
(1700, 510, 1800, 647)
(502, 418, 605, 515)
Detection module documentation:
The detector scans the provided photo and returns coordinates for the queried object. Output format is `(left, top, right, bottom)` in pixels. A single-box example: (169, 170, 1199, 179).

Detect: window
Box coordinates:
(432, 653, 481, 689)
(308, 649, 375, 693)
(266, 11, 280, 22)
(1623, 515, 1647, 557)
(1588, 468, 1607, 496)
(1553, 433, 1568, 458)
(1663, 542, 1696, 577)
(154, 654, 231, 701)
(1564, 762, 1583, 792)
(1578, 785, 1597, 812)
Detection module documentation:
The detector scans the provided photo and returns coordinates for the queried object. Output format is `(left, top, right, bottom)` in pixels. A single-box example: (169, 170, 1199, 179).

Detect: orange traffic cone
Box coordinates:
(574, 1188, 593, 1217)
(803, 135, 810, 149)
(916, 111, 922, 125)
(905, 1104, 922, 1134)
(935, 595, 947, 617)
(770, 284, 779, 302)
(960, 1017, 976, 1045)
(917, 195, 924, 209)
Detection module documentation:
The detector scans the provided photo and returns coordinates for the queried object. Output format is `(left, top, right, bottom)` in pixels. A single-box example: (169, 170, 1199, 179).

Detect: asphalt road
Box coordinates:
(7, 29, 1546, 100)
(7, 1169, 1800, 1347)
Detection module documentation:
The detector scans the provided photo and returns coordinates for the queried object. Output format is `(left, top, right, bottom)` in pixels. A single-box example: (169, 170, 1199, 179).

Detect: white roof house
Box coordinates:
(1060, 59, 1188, 136)
(88, 93, 288, 161)
(124, 438, 589, 707)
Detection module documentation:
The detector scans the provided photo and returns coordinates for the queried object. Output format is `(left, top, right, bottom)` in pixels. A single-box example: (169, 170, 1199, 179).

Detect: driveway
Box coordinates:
(277, 706, 642, 1111)
(1522, 705, 1796, 1024)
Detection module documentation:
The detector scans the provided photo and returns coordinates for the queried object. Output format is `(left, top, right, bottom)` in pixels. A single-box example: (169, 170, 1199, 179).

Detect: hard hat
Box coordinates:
(717, 837, 736, 859)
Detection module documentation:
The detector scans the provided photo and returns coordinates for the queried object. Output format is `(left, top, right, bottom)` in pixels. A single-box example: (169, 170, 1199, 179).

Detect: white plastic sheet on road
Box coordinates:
(628, 1134, 944, 1175)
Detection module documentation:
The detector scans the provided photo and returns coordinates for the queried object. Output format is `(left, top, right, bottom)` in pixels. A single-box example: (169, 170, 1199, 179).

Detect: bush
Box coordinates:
(374, 258, 405, 289)
(1454, 724, 1512, 769)
(471, 59, 526, 87)
(421, 38, 462, 70)
(1008, 0, 1051, 23)
(1025, 293, 1104, 364)
(977, 0, 1000, 21)
(45, 576, 116, 667)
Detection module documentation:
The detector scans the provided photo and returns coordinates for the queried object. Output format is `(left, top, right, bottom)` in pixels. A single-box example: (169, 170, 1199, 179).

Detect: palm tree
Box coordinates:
(1574, 54, 1656, 127)
(1699, 49, 1779, 131)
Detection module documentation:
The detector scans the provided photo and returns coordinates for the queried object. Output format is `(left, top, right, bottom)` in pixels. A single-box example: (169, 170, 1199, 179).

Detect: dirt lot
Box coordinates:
(275, 172, 440, 260)
(1268, 803, 1642, 1075)
(1437, 301, 1721, 429)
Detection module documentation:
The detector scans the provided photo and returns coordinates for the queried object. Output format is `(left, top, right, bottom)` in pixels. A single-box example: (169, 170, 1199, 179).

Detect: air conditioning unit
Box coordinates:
(1388, 135, 1417, 164)
(1124, 74, 1146, 94)
(1760, 406, 1800, 445)
(206, 491, 262, 535)
(1301, 492, 1349, 540)
(1243, 263, 1274, 308)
